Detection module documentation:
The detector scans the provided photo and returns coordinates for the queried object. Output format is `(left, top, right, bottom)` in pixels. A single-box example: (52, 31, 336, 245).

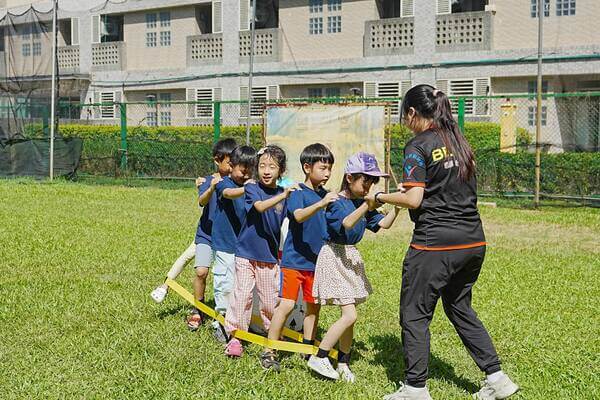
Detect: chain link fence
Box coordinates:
(2, 94, 599, 204)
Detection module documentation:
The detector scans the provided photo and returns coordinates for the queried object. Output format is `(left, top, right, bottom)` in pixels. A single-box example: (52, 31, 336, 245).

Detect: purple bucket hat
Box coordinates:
(344, 152, 389, 177)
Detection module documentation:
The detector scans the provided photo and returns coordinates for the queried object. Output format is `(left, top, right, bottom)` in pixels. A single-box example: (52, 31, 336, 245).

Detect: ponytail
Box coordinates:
(401, 84, 476, 181)
(432, 91, 476, 181)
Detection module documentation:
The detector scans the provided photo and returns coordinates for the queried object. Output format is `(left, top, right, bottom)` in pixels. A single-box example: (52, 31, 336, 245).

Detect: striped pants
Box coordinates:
(224, 257, 279, 335)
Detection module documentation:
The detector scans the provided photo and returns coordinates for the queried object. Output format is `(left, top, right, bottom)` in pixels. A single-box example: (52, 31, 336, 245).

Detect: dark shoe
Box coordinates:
(260, 351, 281, 372)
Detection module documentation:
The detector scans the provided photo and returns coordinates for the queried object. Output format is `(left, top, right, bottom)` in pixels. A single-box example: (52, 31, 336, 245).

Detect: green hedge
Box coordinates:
(41, 122, 599, 196)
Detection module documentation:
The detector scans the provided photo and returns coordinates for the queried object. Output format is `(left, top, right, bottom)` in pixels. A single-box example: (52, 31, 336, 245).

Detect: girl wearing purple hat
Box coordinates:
(307, 152, 400, 382)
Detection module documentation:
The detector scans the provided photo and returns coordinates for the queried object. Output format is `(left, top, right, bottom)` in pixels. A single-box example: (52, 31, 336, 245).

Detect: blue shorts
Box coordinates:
(194, 243, 215, 268)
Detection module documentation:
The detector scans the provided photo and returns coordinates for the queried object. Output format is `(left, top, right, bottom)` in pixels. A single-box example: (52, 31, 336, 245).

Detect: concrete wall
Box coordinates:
(279, 0, 378, 61)
(124, 5, 200, 71)
(491, 0, 600, 51)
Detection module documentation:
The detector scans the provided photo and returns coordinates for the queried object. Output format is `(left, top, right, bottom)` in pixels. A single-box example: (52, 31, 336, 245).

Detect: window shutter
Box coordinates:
(377, 82, 400, 116)
(91, 15, 101, 44)
(401, 0, 414, 17)
(100, 91, 116, 119)
(92, 91, 100, 119)
(267, 85, 279, 100)
(240, 86, 249, 117)
(400, 80, 412, 96)
(71, 18, 80, 46)
(436, 0, 451, 15)
(186, 88, 196, 118)
(363, 82, 377, 98)
(240, 0, 250, 30)
(213, 1, 223, 33)
(196, 89, 213, 118)
(435, 79, 449, 95)
(474, 77, 490, 116)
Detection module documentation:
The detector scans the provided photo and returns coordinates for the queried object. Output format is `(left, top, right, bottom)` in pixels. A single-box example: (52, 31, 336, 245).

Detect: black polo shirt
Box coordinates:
(402, 129, 485, 250)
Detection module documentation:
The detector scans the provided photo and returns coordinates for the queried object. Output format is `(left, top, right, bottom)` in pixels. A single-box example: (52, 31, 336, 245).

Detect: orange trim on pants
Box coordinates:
(410, 242, 487, 251)
(279, 267, 316, 304)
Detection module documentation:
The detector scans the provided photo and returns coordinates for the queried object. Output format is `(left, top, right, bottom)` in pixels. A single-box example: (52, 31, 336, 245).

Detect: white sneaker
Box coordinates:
(307, 355, 340, 380)
(336, 363, 355, 383)
(212, 320, 228, 343)
(150, 286, 168, 303)
(473, 374, 519, 400)
(383, 383, 433, 400)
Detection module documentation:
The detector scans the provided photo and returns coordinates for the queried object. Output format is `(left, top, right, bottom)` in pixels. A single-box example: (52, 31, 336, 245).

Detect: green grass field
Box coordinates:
(1, 179, 598, 399)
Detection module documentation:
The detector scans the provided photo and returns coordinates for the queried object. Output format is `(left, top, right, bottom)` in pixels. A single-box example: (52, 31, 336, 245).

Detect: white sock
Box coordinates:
(487, 370, 505, 383)
(405, 384, 427, 393)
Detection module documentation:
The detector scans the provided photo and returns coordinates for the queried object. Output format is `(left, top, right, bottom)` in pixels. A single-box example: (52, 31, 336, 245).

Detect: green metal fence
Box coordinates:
(2, 93, 599, 204)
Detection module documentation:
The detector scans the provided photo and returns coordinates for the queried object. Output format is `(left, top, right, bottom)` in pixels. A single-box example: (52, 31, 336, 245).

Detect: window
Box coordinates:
(309, 17, 323, 34)
(159, 11, 171, 27)
(32, 24, 42, 39)
(449, 0, 486, 13)
(159, 93, 171, 107)
(160, 111, 171, 126)
(21, 25, 31, 40)
(22, 43, 31, 57)
(308, 88, 323, 98)
(195, 88, 214, 118)
(146, 32, 157, 47)
(531, 0, 550, 17)
(100, 92, 117, 119)
(146, 13, 157, 28)
(240, 85, 278, 118)
(328, 0, 342, 12)
(146, 111, 158, 127)
(528, 106, 547, 126)
(327, 16, 341, 33)
(160, 31, 171, 46)
(326, 87, 341, 97)
(309, 0, 323, 13)
(556, 0, 575, 16)
(32, 42, 41, 56)
(435, 78, 489, 116)
(528, 80, 549, 94)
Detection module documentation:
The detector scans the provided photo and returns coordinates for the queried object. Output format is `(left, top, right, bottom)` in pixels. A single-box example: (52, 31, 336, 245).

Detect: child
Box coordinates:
(308, 152, 400, 382)
(261, 143, 337, 372)
(150, 139, 237, 310)
(210, 145, 257, 342)
(224, 145, 295, 357)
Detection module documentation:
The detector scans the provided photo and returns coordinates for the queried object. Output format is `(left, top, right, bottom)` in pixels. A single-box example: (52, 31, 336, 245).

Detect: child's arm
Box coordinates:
(341, 202, 370, 230)
(223, 179, 255, 199)
(254, 185, 298, 213)
(370, 185, 424, 210)
(198, 176, 222, 206)
(293, 192, 338, 223)
(377, 206, 401, 229)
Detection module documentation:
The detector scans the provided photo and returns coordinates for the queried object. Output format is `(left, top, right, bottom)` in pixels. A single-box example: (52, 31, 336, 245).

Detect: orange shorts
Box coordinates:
(279, 267, 316, 304)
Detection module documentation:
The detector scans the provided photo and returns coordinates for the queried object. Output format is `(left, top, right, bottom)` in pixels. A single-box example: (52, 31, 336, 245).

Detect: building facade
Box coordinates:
(1, 0, 599, 150)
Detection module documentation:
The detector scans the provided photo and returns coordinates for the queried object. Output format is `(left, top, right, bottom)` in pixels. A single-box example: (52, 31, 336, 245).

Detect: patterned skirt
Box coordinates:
(312, 242, 373, 306)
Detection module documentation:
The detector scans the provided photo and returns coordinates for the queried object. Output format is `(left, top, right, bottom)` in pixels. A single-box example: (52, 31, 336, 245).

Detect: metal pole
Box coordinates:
(49, 0, 58, 180)
(245, 0, 257, 145)
(534, 0, 544, 207)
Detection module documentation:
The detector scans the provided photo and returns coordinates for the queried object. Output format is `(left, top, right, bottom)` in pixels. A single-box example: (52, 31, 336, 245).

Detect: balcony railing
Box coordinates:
(239, 28, 281, 62)
(57, 45, 80, 73)
(436, 11, 492, 52)
(187, 33, 223, 66)
(364, 17, 414, 57)
(92, 41, 125, 71)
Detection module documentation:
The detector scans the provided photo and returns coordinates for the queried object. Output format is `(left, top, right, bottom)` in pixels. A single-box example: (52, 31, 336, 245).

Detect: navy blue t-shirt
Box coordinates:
(280, 184, 328, 272)
(235, 182, 286, 264)
(325, 197, 384, 245)
(194, 175, 218, 245)
(212, 177, 247, 253)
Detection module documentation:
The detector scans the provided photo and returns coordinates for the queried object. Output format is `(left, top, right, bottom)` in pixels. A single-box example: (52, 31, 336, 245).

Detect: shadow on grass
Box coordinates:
(370, 333, 478, 393)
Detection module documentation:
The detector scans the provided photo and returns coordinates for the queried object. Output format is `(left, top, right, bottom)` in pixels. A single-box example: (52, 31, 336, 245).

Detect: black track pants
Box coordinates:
(400, 246, 501, 388)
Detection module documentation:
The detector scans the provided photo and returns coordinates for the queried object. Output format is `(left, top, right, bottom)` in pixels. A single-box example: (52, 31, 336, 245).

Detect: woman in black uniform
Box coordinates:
(367, 85, 519, 400)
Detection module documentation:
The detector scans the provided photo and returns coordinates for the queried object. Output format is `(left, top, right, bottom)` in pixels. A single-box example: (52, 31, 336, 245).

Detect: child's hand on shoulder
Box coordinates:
(195, 176, 206, 188)
(284, 183, 300, 197)
(211, 176, 223, 187)
(320, 191, 339, 208)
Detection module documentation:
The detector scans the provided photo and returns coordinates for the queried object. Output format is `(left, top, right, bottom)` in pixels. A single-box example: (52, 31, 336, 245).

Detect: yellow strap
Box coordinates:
(165, 279, 338, 358)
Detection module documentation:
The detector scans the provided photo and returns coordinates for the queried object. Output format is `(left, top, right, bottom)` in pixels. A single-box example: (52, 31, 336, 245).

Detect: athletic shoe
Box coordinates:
(307, 355, 340, 380)
(212, 320, 228, 344)
(473, 374, 519, 400)
(150, 286, 167, 303)
(259, 351, 281, 372)
(336, 363, 355, 383)
(225, 338, 243, 357)
(383, 383, 433, 400)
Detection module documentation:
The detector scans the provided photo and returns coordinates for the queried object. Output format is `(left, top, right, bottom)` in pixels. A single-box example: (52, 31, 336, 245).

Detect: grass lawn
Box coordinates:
(1, 179, 598, 399)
